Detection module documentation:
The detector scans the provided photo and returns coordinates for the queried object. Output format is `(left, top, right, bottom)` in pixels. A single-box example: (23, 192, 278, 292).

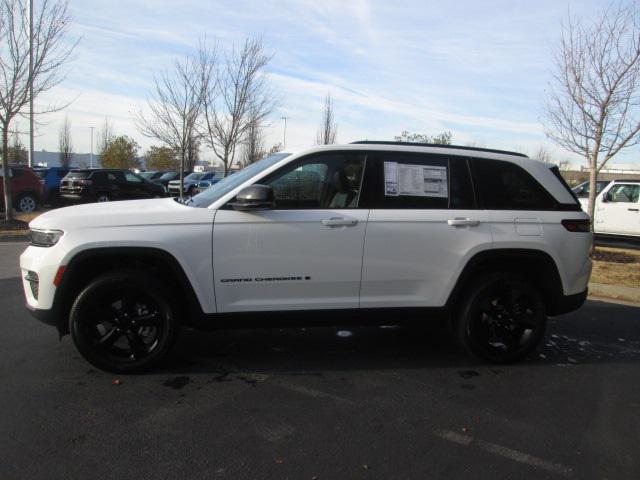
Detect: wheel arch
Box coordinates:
(53, 247, 205, 335)
(446, 248, 566, 315)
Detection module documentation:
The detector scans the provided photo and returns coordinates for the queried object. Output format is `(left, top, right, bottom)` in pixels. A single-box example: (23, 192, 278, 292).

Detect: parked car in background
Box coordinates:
(0, 165, 45, 213)
(191, 178, 220, 195)
(139, 171, 167, 182)
(60, 169, 165, 203)
(33, 166, 71, 204)
(591, 180, 640, 237)
(573, 179, 640, 212)
(152, 171, 190, 191)
(167, 171, 217, 196)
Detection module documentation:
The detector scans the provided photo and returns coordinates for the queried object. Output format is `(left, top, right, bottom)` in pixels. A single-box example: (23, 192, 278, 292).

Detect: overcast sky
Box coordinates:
(24, 0, 639, 166)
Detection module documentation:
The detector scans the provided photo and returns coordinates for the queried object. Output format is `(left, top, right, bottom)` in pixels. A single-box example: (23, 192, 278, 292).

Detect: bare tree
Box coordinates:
(543, 2, 640, 224)
(135, 56, 202, 197)
(97, 117, 114, 157)
(199, 37, 277, 176)
(240, 105, 265, 166)
(394, 130, 452, 144)
(316, 92, 337, 144)
(0, 0, 76, 220)
(58, 116, 72, 167)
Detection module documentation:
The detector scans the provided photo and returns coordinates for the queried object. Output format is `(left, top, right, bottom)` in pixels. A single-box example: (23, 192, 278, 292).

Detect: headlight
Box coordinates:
(30, 229, 64, 247)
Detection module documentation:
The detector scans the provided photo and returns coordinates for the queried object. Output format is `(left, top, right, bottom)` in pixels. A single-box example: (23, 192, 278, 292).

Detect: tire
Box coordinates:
(17, 193, 38, 213)
(96, 193, 110, 202)
(69, 269, 179, 373)
(455, 273, 546, 364)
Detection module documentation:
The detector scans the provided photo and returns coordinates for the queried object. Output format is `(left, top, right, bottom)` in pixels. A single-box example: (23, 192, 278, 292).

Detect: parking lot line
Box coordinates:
(433, 429, 574, 477)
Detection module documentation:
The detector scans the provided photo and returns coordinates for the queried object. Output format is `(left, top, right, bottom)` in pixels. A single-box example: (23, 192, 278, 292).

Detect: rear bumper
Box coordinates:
(548, 289, 588, 316)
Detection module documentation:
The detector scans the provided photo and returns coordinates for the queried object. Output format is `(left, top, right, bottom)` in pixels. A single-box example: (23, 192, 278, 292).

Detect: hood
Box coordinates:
(30, 198, 215, 231)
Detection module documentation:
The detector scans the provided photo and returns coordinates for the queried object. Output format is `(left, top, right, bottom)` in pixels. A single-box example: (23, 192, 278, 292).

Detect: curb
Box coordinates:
(588, 282, 640, 304)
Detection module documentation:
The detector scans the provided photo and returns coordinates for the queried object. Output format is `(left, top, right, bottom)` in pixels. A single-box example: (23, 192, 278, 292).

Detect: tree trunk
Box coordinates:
(179, 149, 185, 198)
(2, 125, 13, 221)
(586, 155, 598, 233)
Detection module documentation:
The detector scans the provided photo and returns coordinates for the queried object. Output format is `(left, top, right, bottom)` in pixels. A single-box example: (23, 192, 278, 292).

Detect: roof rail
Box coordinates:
(350, 141, 529, 158)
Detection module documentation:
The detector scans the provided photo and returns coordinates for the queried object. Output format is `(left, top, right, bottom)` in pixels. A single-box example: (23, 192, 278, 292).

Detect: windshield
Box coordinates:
(187, 153, 291, 208)
(139, 171, 158, 179)
(65, 171, 92, 179)
(159, 172, 176, 180)
(34, 170, 47, 178)
(186, 172, 205, 181)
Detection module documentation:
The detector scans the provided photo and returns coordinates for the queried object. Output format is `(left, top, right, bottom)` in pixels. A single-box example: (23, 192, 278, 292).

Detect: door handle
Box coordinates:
(447, 218, 480, 227)
(322, 217, 359, 227)
(628, 208, 639, 212)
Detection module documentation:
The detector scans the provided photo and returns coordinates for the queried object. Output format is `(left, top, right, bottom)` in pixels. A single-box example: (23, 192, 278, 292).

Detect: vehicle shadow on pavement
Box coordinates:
(163, 299, 640, 375)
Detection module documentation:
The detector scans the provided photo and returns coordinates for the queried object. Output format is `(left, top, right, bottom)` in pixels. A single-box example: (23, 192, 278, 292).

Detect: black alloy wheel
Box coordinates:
(70, 270, 178, 372)
(456, 273, 546, 363)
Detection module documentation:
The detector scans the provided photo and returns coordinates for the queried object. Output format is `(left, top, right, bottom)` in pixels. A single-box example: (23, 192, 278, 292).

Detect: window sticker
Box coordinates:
(384, 161, 399, 196)
(384, 162, 448, 197)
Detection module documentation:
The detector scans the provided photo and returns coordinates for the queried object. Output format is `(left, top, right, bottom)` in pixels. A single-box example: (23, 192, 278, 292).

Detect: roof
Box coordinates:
(351, 141, 528, 158)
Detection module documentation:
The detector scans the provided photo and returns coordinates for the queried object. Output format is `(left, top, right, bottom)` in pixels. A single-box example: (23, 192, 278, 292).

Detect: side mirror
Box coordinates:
(229, 184, 275, 211)
(602, 191, 610, 203)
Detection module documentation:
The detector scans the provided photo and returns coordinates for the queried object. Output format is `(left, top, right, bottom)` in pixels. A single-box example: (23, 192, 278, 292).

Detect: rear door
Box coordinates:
(212, 152, 368, 312)
(359, 152, 492, 308)
(598, 183, 640, 235)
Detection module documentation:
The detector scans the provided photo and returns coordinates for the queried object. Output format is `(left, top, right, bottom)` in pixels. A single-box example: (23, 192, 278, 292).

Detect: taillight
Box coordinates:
(561, 219, 591, 232)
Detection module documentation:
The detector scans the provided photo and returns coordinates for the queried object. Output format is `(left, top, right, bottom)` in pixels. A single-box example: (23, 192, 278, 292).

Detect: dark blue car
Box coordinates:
(33, 166, 71, 203)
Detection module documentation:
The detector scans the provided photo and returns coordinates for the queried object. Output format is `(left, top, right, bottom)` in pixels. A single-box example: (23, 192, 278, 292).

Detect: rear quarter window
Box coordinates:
(470, 158, 556, 210)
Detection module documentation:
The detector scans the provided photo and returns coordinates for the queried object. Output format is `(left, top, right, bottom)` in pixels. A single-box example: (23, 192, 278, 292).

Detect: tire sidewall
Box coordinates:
(456, 273, 546, 364)
(70, 270, 178, 373)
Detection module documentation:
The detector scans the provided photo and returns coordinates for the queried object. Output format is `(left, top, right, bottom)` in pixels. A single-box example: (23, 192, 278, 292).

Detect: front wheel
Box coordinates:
(455, 273, 546, 364)
(70, 270, 179, 373)
(96, 193, 110, 202)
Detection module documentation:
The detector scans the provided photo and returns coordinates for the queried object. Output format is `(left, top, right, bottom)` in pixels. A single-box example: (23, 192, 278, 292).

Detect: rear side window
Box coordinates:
(360, 152, 475, 209)
(470, 158, 556, 210)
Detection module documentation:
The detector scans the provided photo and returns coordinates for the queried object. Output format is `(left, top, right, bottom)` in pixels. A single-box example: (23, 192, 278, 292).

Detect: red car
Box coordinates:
(0, 165, 45, 213)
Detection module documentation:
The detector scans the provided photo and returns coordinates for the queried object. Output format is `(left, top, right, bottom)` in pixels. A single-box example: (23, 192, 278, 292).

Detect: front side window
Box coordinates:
(470, 158, 556, 210)
(263, 153, 365, 209)
(125, 172, 142, 183)
(607, 184, 640, 203)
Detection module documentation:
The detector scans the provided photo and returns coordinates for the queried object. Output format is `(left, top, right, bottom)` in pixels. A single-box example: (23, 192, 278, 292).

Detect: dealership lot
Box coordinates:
(1, 240, 639, 479)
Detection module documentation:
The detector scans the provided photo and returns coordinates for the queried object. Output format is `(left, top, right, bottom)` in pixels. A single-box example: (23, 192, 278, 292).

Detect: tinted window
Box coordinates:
(607, 184, 640, 203)
(360, 152, 474, 209)
(125, 172, 142, 183)
(470, 158, 556, 210)
(262, 153, 365, 209)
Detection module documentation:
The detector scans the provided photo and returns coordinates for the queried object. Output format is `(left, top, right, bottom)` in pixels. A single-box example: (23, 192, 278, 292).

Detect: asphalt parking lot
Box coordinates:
(1, 241, 640, 479)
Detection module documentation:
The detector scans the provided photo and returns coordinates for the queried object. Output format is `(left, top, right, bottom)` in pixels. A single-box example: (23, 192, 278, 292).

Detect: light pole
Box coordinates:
(281, 116, 288, 150)
(89, 127, 95, 167)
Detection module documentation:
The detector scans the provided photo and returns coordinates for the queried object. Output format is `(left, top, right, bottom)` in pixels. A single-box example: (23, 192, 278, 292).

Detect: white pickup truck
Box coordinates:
(575, 180, 640, 237)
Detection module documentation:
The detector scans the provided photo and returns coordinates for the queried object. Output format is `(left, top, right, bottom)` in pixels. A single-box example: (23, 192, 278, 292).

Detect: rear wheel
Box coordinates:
(455, 273, 546, 363)
(70, 270, 179, 373)
(17, 193, 38, 212)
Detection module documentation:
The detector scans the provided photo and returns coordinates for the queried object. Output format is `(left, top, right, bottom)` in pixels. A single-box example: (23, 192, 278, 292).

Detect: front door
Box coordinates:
(597, 183, 640, 235)
(212, 152, 368, 313)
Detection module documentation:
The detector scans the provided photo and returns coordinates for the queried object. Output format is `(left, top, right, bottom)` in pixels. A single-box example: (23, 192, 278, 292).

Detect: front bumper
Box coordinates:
(548, 288, 588, 316)
(25, 303, 58, 327)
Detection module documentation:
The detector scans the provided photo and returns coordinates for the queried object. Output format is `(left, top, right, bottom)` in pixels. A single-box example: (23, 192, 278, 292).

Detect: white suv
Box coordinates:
(20, 142, 592, 372)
